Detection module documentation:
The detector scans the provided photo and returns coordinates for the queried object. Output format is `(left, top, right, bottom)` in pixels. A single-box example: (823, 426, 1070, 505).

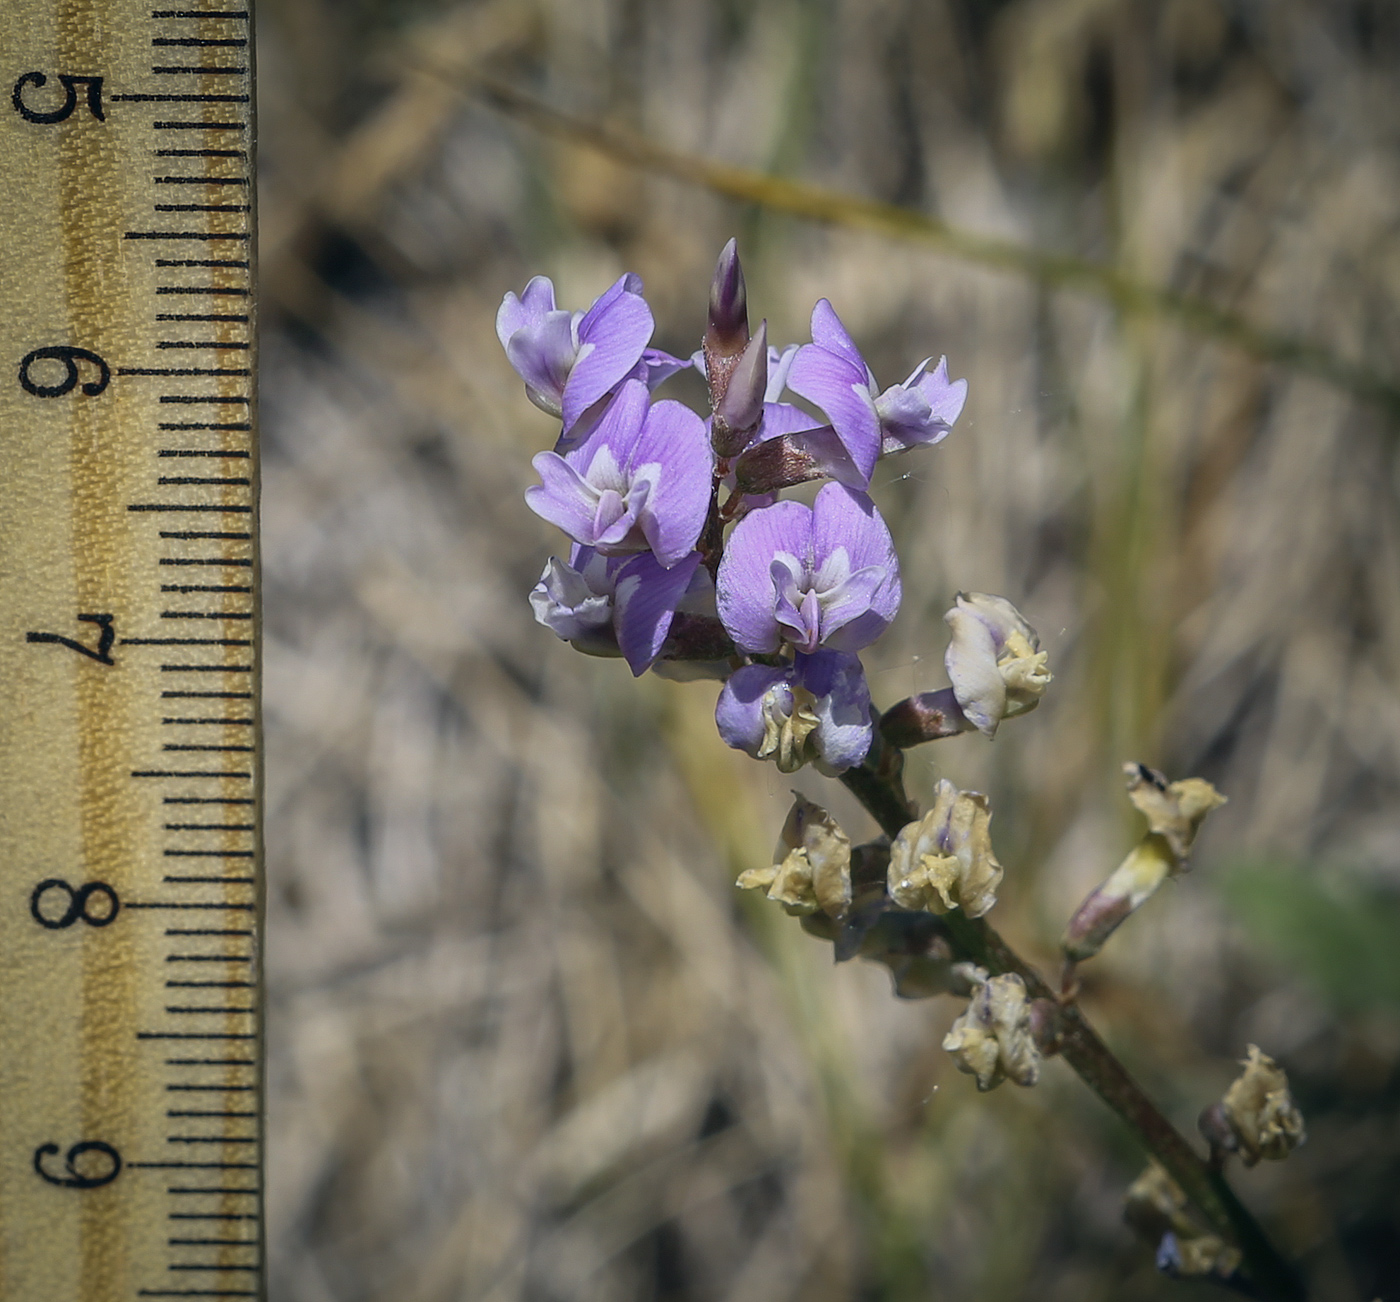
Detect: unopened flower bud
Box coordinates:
(1062, 763, 1227, 962)
(1197, 1100, 1239, 1160)
(1220, 1045, 1305, 1166)
(888, 779, 1003, 918)
(943, 592, 1052, 738)
(735, 795, 851, 917)
(703, 239, 750, 420)
(942, 972, 1040, 1090)
(707, 238, 748, 352)
(712, 320, 768, 457)
(1062, 837, 1175, 961)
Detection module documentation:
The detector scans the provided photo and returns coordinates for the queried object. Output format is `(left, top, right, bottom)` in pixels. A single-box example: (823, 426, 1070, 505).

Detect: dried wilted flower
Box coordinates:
(1062, 764, 1226, 962)
(941, 972, 1040, 1090)
(736, 795, 851, 917)
(1221, 1045, 1306, 1166)
(1124, 1165, 1243, 1280)
(1123, 763, 1227, 861)
(943, 592, 1052, 737)
(887, 779, 1003, 917)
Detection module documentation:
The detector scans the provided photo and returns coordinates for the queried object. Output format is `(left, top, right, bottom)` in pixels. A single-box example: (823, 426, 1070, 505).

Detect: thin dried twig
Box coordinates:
(457, 72, 1400, 423)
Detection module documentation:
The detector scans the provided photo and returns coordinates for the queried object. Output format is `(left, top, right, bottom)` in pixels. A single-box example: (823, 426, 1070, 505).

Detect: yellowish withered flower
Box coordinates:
(757, 682, 822, 774)
(1124, 763, 1227, 862)
(1221, 1045, 1306, 1166)
(735, 794, 851, 917)
(943, 592, 1052, 737)
(1124, 1165, 1242, 1279)
(888, 779, 1003, 917)
(941, 971, 1040, 1090)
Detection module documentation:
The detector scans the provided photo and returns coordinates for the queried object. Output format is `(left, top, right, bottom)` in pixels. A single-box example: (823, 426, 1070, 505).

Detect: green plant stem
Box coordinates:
(839, 759, 1305, 1302)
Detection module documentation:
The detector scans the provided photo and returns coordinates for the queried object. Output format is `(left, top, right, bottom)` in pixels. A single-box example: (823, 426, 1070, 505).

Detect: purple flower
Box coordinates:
(531, 544, 709, 675)
(715, 650, 873, 772)
(526, 380, 713, 569)
(716, 482, 901, 655)
(497, 274, 685, 436)
(785, 300, 967, 485)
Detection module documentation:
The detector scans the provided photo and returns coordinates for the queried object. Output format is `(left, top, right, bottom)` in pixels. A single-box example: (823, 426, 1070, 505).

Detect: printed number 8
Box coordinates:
(29, 879, 120, 930)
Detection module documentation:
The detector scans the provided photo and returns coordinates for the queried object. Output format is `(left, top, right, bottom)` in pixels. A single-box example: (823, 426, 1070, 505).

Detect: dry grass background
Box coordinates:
(252, 1, 1400, 1298)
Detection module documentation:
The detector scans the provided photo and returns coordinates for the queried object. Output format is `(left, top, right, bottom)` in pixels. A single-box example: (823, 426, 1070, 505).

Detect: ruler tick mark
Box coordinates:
(126, 231, 250, 240)
(114, 93, 250, 103)
(165, 983, 254, 991)
(155, 175, 250, 184)
(166, 954, 254, 962)
(160, 586, 252, 593)
(155, 285, 252, 295)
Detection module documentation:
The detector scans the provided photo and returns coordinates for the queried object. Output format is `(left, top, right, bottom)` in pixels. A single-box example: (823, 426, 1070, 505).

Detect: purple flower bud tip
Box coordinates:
(707, 238, 748, 352)
(712, 320, 769, 457)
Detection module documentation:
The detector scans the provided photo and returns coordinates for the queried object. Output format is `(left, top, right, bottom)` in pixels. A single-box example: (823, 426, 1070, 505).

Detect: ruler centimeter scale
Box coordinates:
(0, 3, 262, 1300)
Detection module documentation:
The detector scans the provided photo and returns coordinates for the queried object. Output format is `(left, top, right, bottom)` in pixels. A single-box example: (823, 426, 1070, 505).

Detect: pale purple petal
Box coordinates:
(811, 484, 899, 588)
(808, 299, 868, 376)
(814, 566, 890, 647)
(505, 311, 576, 417)
(772, 556, 820, 652)
(613, 551, 703, 675)
(944, 605, 1005, 736)
(571, 381, 649, 477)
(716, 500, 813, 652)
(810, 485, 901, 651)
(628, 399, 713, 567)
(754, 401, 823, 442)
(529, 552, 612, 643)
(918, 357, 968, 427)
(637, 347, 690, 390)
(496, 275, 557, 349)
(525, 451, 603, 544)
(589, 486, 637, 548)
(715, 664, 791, 756)
(765, 344, 801, 401)
(874, 381, 938, 450)
(563, 278, 655, 430)
(876, 356, 968, 454)
(787, 339, 881, 485)
(796, 651, 874, 771)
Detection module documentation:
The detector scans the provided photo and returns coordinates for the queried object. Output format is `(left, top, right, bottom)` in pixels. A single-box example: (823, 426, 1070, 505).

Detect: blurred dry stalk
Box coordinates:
(258, 1, 1400, 1299)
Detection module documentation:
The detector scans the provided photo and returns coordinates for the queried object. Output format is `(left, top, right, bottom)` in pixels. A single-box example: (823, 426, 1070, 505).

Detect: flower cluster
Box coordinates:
(501, 248, 1307, 1290)
(502, 241, 967, 771)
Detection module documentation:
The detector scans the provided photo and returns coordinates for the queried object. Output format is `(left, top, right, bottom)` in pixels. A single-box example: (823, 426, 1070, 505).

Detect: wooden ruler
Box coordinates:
(0, 3, 262, 1299)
